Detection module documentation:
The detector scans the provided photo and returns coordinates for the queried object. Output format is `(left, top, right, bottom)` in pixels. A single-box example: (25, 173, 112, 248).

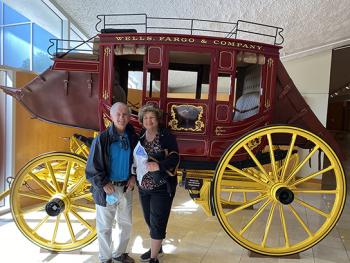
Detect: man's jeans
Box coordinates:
(96, 185, 133, 262)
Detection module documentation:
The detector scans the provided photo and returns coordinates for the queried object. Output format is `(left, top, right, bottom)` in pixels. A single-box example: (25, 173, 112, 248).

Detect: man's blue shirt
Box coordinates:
(109, 134, 130, 181)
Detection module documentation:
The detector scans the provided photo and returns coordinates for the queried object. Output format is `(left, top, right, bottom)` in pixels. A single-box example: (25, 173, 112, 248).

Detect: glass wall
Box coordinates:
(0, 0, 89, 73)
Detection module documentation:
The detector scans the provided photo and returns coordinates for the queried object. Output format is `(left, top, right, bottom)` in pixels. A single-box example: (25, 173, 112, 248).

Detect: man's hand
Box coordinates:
(147, 162, 159, 172)
(103, 182, 115, 194)
(126, 176, 136, 191)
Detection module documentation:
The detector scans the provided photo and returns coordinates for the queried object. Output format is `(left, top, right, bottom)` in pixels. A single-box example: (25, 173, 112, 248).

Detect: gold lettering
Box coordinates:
(115, 37, 124, 41)
(165, 37, 172, 41)
(173, 37, 180, 42)
(146, 36, 153, 41)
(159, 36, 165, 41)
(213, 40, 220, 45)
(139, 36, 145, 41)
(242, 44, 249, 49)
(188, 38, 195, 43)
(125, 36, 131, 40)
(249, 44, 256, 49)
(132, 36, 139, 40)
(257, 46, 263, 50)
(220, 41, 227, 46)
(227, 41, 235, 47)
(181, 38, 188, 42)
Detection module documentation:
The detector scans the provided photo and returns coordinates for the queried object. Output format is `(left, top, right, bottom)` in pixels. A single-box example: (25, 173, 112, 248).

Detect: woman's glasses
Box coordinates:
(119, 135, 129, 150)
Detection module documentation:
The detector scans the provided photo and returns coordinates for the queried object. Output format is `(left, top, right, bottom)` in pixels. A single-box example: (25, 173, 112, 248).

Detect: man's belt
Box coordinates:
(111, 180, 128, 186)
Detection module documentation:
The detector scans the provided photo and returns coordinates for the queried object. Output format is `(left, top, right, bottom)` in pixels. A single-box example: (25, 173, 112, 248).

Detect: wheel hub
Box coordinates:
(276, 187, 294, 205)
(45, 198, 65, 216)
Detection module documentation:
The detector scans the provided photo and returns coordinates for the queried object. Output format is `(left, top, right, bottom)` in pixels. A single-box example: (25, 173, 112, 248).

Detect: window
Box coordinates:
(217, 73, 232, 101)
(4, 25, 31, 70)
(0, 1, 88, 73)
(167, 51, 210, 100)
(233, 52, 264, 121)
(146, 68, 161, 98)
(33, 24, 56, 72)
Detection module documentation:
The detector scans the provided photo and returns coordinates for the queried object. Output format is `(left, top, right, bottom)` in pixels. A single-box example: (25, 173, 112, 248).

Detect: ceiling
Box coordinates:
(51, 0, 350, 59)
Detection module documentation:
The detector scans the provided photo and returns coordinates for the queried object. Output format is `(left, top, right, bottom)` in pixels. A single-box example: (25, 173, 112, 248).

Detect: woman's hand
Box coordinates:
(147, 161, 160, 172)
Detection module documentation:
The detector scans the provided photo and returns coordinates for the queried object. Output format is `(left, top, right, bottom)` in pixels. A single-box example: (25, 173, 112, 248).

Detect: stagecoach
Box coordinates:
(0, 14, 346, 256)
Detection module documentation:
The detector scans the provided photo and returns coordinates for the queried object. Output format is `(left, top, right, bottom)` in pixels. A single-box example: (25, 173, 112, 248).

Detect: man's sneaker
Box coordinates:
(113, 253, 135, 263)
(140, 247, 163, 262)
(149, 258, 159, 263)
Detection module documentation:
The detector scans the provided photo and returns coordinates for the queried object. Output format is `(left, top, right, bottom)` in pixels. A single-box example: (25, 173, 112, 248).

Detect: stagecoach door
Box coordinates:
(212, 49, 272, 158)
(161, 47, 215, 158)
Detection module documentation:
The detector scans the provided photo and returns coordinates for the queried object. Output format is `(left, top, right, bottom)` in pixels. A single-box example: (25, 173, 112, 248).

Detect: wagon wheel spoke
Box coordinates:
(213, 126, 346, 256)
(51, 214, 62, 244)
(64, 212, 76, 243)
(62, 161, 72, 194)
(224, 194, 268, 217)
(294, 197, 330, 218)
(279, 204, 289, 248)
(70, 208, 94, 232)
(32, 215, 50, 233)
(261, 201, 277, 247)
(10, 153, 97, 252)
(71, 204, 96, 213)
(28, 171, 55, 196)
(288, 204, 313, 237)
(267, 133, 278, 181)
(67, 174, 88, 197)
(243, 144, 270, 182)
(285, 146, 320, 184)
(46, 162, 60, 192)
(280, 134, 297, 182)
(226, 164, 269, 187)
(239, 199, 271, 235)
(18, 191, 51, 201)
(292, 189, 337, 194)
(70, 192, 93, 201)
(290, 165, 334, 187)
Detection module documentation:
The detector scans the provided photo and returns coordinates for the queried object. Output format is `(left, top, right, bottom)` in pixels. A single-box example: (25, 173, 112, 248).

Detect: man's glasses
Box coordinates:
(119, 135, 129, 150)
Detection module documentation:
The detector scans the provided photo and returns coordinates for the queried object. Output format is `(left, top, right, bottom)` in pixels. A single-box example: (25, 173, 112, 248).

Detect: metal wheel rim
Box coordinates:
(10, 152, 96, 252)
(213, 126, 346, 256)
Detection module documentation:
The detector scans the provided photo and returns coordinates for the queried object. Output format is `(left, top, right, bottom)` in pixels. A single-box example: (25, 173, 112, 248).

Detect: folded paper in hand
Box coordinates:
(133, 141, 149, 184)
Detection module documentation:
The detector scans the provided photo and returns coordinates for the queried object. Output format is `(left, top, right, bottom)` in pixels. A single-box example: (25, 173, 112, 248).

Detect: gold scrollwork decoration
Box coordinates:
(103, 113, 112, 128)
(267, 58, 273, 67)
(168, 104, 204, 132)
(104, 47, 111, 56)
(247, 137, 262, 150)
(215, 126, 226, 136)
(103, 89, 109, 100)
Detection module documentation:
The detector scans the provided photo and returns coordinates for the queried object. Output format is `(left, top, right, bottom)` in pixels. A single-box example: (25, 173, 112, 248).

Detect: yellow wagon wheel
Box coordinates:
(10, 152, 96, 252)
(213, 126, 346, 256)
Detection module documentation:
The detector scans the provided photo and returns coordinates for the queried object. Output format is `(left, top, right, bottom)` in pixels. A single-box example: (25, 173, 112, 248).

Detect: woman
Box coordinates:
(133, 104, 179, 263)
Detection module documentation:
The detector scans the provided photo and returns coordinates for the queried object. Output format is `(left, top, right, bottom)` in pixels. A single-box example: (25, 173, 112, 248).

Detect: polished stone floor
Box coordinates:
(1, 135, 350, 263)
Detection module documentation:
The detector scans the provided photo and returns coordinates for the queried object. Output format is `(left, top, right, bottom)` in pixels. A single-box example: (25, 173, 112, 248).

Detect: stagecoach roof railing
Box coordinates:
(95, 13, 284, 45)
(47, 13, 284, 58)
(47, 36, 97, 57)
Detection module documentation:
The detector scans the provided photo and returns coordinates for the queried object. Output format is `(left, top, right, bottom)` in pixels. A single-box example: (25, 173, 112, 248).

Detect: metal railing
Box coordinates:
(48, 13, 284, 58)
(95, 13, 284, 45)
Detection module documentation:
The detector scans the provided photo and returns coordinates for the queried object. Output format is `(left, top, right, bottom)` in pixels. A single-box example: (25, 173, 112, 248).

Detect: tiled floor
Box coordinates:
(1, 134, 350, 262)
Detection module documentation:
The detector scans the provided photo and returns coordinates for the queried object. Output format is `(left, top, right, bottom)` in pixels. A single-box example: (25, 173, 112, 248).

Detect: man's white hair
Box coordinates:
(110, 102, 130, 116)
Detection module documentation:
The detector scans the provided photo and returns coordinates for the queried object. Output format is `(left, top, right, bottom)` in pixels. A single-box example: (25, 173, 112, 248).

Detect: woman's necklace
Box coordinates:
(145, 130, 157, 142)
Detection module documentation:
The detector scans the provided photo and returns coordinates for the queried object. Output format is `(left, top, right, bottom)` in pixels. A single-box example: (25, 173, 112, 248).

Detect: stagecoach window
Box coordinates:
(217, 73, 232, 101)
(233, 53, 263, 121)
(146, 69, 161, 98)
(167, 51, 210, 100)
(127, 71, 143, 113)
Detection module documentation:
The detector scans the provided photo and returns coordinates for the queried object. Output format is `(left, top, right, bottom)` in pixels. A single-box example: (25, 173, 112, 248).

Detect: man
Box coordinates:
(86, 102, 138, 263)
